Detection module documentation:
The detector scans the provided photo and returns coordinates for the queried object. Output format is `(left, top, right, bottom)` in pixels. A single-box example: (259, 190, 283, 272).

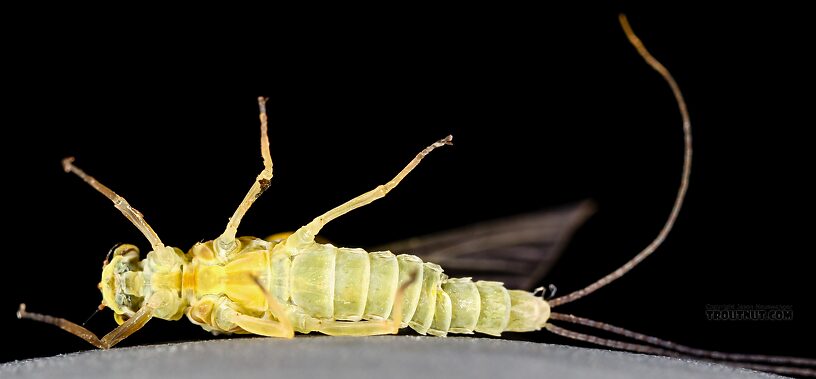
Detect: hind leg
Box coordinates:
(315, 268, 418, 336)
(316, 318, 401, 336)
(233, 314, 294, 338)
(287, 135, 452, 248)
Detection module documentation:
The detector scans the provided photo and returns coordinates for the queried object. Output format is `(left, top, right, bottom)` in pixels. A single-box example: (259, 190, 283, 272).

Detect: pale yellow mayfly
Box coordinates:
(17, 15, 815, 377)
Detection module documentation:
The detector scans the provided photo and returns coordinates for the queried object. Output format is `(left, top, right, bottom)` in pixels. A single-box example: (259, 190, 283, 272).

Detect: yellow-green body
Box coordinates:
(37, 103, 548, 346)
(111, 236, 551, 337)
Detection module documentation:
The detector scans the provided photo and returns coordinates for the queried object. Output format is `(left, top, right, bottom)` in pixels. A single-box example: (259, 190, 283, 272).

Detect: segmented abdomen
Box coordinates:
(285, 243, 550, 336)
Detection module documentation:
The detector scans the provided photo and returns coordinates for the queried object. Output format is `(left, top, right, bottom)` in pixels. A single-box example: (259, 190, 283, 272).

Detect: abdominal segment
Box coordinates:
(287, 243, 550, 336)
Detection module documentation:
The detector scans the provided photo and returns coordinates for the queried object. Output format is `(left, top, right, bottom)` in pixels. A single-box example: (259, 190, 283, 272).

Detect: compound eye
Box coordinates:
(112, 244, 141, 259)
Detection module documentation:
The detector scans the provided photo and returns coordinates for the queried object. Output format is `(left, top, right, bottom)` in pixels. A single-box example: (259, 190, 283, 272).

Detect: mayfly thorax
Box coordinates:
(17, 15, 816, 377)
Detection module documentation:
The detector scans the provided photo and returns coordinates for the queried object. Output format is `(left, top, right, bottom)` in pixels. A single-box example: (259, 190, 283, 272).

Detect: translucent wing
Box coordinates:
(373, 201, 595, 290)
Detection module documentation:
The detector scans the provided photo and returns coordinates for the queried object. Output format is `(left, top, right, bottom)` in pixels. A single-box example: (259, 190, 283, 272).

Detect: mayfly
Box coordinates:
(17, 15, 815, 377)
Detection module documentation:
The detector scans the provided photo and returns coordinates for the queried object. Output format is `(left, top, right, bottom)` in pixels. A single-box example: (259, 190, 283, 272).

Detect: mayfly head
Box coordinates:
(99, 244, 146, 325)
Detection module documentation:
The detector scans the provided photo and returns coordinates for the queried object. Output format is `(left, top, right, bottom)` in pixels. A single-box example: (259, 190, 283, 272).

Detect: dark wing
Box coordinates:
(373, 200, 595, 290)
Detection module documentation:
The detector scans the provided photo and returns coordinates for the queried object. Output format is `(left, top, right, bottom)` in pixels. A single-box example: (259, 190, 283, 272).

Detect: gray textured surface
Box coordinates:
(1, 336, 781, 379)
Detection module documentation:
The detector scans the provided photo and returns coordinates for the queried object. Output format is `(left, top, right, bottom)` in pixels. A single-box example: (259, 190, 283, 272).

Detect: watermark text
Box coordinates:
(705, 304, 792, 321)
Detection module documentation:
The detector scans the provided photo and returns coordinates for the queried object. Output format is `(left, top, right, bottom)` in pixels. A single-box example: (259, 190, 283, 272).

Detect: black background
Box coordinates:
(3, 4, 814, 365)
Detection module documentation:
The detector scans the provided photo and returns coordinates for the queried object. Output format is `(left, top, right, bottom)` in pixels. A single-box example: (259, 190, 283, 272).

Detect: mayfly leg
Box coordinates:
(286, 135, 453, 248)
(229, 275, 294, 339)
(216, 96, 274, 256)
(18, 295, 161, 349)
(20, 138, 175, 349)
(62, 157, 165, 251)
(317, 270, 418, 336)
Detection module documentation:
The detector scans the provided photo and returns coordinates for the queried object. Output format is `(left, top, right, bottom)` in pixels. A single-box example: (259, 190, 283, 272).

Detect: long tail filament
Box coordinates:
(547, 312, 816, 377)
(545, 14, 813, 378)
(549, 13, 692, 308)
